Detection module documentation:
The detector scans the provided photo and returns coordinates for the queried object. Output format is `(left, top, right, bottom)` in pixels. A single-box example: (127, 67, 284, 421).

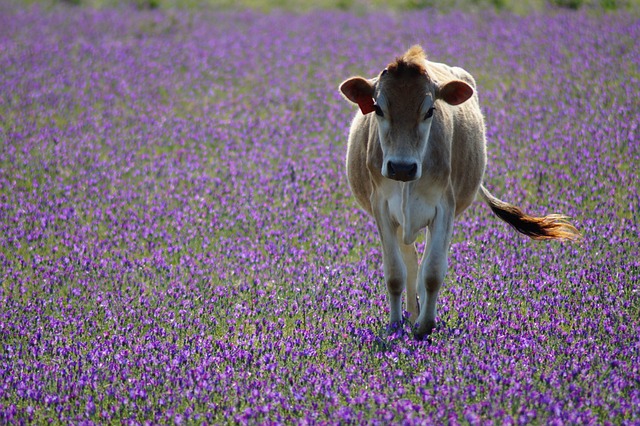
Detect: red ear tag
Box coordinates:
(357, 97, 376, 115)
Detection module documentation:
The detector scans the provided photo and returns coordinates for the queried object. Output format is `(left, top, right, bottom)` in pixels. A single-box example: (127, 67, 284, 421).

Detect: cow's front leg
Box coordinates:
(414, 192, 455, 340)
(373, 202, 405, 330)
(399, 229, 419, 324)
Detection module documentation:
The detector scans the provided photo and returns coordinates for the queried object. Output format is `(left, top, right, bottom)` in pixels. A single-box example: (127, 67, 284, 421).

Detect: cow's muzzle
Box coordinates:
(386, 160, 419, 182)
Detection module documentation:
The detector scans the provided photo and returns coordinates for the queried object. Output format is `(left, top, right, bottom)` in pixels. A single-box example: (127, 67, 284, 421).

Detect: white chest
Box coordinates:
(380, 179, 444, 245)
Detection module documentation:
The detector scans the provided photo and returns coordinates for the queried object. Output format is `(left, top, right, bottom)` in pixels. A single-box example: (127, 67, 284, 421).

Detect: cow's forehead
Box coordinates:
(377, 73, 433, 108)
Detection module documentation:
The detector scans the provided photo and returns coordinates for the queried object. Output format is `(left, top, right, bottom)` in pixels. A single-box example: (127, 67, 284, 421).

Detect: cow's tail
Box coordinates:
(478, 184, 580, 241)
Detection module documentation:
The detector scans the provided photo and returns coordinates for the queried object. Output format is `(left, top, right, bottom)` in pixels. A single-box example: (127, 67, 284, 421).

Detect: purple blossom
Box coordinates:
(0, 4, 638, 424)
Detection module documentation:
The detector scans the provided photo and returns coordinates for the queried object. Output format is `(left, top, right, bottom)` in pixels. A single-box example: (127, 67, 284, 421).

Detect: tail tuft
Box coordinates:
(479, 185, 581, 241)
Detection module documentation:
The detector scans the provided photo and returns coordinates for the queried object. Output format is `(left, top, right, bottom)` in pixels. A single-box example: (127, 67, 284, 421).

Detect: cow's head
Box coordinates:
(339, 45, 474, 182)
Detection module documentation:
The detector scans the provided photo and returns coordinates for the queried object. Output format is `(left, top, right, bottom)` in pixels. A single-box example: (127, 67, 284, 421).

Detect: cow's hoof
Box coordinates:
(412, 322, 435, 342)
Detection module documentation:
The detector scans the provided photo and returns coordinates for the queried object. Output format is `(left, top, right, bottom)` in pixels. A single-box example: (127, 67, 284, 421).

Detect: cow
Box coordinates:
(339, 45, 580, 340)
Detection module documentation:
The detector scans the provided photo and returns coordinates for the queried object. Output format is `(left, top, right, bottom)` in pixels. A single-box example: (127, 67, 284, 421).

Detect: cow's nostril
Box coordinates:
(387, 161, 418, 181)
(387, 161, 397, 176)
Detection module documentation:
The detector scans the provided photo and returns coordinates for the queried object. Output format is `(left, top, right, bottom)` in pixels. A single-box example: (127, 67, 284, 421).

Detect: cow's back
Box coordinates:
(426, 61, 487, 216)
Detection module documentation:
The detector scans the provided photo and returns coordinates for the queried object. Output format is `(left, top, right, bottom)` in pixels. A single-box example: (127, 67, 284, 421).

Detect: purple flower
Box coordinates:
(0, 4, 638, 425)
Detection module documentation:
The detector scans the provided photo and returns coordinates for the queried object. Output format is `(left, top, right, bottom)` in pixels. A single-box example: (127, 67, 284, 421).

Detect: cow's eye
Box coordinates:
(424, 106, 435, 120)
(374, 104, 384, 117)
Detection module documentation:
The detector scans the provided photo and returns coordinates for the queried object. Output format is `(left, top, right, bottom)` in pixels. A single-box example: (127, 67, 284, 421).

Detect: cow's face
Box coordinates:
(340, 58, 473, 182)
(374, 68, 438, 182)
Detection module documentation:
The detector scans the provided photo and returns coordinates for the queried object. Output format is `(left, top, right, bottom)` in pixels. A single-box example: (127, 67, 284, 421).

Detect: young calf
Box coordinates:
(339, 46, 579, 340)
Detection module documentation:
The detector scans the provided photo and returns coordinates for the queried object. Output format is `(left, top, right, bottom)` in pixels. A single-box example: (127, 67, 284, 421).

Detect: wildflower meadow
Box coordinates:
(1, 2, 638, 424)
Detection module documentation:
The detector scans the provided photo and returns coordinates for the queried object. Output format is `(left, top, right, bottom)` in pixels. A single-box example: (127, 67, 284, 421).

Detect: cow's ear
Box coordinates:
(339, 77, 375, 115)
(438, 80, 474, 106)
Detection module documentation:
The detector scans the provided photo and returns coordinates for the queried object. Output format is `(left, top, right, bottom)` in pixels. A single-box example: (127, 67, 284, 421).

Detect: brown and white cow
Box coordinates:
(339, 45, 579, 340)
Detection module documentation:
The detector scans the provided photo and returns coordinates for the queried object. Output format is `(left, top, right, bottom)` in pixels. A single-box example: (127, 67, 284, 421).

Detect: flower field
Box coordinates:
(1, 3, 639, 424)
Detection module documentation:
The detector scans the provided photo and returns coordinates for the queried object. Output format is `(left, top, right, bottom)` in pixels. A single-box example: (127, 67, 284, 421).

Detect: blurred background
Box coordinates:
(11, 0, 640, 13)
